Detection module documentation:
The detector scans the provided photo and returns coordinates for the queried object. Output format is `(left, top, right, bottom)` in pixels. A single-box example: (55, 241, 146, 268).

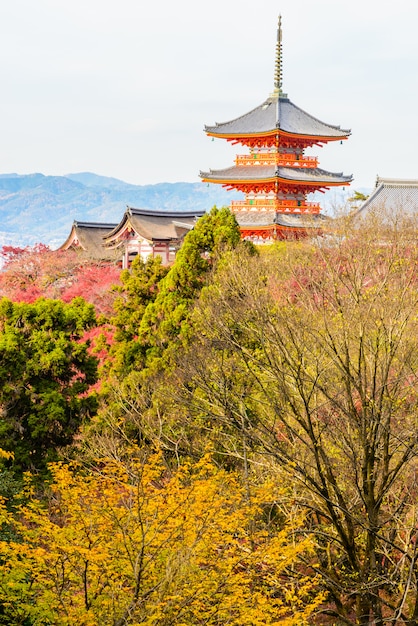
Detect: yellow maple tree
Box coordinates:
(0, 452, 324, 625)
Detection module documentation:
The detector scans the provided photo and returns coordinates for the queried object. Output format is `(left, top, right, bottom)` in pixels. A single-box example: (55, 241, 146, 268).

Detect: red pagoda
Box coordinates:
(200, 16, 352, 240)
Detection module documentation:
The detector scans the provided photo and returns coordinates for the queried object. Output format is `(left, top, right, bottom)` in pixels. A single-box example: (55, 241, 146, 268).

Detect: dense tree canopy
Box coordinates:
(4, 209, 418, 625)
(174, 219, 418, 625)
(0, 297, 98, 471)
(91, 207, 248, 451)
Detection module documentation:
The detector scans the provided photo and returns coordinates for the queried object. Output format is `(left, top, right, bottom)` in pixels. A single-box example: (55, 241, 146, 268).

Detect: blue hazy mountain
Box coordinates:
(0, 173, 241, 248)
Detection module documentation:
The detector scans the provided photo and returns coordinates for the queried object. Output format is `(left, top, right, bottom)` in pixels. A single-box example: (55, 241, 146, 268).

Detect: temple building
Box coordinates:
(355, 178, 418, 218)
(59, 208, 205, 268)
(102, 207, 205, 268)
(201, 16, 352, 240)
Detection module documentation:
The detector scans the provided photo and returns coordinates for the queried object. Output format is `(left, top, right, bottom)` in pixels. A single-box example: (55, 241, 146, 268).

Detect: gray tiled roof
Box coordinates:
(201, 165, 352, 185)
(355, 178, 418, 217)
(205, 96, 350, 139)
(234, 210, 329, 229)
(59, 221, 119, 260)
(105, 207, 206, 243)
(234, 210, 276, 227)
(275, 212, 329, 227)
(201, 165, 275, 181)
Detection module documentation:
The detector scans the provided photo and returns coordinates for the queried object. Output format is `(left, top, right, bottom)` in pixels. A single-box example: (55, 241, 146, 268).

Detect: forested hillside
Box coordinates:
(0, 208, 417, 625)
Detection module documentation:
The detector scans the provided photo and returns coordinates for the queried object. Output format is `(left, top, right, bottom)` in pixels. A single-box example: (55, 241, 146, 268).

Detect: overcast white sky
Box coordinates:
(0, 0, 417, 190)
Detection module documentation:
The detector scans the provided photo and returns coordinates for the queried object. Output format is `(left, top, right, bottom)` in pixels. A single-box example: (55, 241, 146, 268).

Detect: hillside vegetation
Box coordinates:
(0, 208, 418, 626)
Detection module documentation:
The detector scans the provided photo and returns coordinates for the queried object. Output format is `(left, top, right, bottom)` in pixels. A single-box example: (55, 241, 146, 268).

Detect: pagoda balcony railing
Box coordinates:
(231, 198, 321, 214)
(235, 153, 318, 168)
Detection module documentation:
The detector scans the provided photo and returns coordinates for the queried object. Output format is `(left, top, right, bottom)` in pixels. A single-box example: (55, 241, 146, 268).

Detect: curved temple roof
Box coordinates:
(355, 178, 418, 218)
(200, 165, 352, 187)
(205, 96, 350, 142)
(234, 209, 328, 229)
(59, 221, 119, 260)
(104, 207, 206, 245)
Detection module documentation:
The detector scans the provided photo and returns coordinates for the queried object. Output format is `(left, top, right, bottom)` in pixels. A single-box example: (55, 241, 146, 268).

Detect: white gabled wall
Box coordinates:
(121, 234, 171, 268)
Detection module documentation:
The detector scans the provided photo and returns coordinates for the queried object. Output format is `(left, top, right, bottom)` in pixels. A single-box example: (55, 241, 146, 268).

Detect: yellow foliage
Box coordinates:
(0, 447, 13, 460)
(0, 453, 324, 625)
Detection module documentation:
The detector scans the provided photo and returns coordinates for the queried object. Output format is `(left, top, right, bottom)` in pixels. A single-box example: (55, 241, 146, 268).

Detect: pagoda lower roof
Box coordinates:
(205, 94, 350, 143)
(234, 209, 329, 229)
(104, 207, 206, 245)
(201, 165, 352, 187)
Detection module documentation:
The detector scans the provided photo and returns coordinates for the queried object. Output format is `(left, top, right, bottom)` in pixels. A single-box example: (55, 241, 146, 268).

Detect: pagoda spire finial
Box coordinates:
(274, 15, 283, 92)
(273, 15, 287, 98)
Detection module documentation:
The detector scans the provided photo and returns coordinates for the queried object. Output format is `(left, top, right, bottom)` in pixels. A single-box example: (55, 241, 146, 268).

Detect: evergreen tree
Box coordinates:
(138, 206, 243, 363)
(88, 207, 248, 455)
(0, 297, 98, 471)
(108, 255, 169, 378)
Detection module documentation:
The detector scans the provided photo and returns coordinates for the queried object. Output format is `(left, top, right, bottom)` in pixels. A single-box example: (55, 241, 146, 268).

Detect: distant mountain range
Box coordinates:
(0, 172, 242, 249)
(0, 172, 368, 249)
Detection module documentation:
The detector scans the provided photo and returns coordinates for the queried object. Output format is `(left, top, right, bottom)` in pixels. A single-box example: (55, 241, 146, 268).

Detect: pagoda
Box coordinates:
(200, 16, 352, 240)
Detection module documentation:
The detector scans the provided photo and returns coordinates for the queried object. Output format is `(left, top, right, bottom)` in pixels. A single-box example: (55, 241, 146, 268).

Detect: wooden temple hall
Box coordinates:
(59, 208, 205, 268)
(201, 15, 352, 240)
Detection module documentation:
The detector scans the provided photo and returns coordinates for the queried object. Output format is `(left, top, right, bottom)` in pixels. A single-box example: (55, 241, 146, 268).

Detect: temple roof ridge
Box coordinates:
(355, 177, 418, 218)
(73, 220, 118, 229)
(375, 177, 418, 187)
(200, 166, 352, 192)
(200, 164, 352, 181)
(58, 221, 119, 260)
(127, 206, 205, 219)
(277, 165, 351, 180)
(204, 97, 275, 131)
(104, 207, 206, 244)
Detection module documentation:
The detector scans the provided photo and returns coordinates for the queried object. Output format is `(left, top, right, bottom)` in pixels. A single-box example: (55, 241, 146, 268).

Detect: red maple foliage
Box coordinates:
(0, 244, 122, 315)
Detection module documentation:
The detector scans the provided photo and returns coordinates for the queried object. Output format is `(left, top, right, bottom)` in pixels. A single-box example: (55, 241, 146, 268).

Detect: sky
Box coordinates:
(1, 0, 417, 191)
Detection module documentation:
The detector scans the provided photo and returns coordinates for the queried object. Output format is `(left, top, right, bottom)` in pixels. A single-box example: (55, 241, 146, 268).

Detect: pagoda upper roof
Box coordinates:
(205, 94, 350, 143)
(58, 221, 119, 260)
(104, 207, 206, 245)
(201, 164, 352, 187)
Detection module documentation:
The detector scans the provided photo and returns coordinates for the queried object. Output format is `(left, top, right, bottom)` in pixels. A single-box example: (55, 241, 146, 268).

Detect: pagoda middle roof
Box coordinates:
(200, 165, 352, 186)
(205, 95, 350, 141)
